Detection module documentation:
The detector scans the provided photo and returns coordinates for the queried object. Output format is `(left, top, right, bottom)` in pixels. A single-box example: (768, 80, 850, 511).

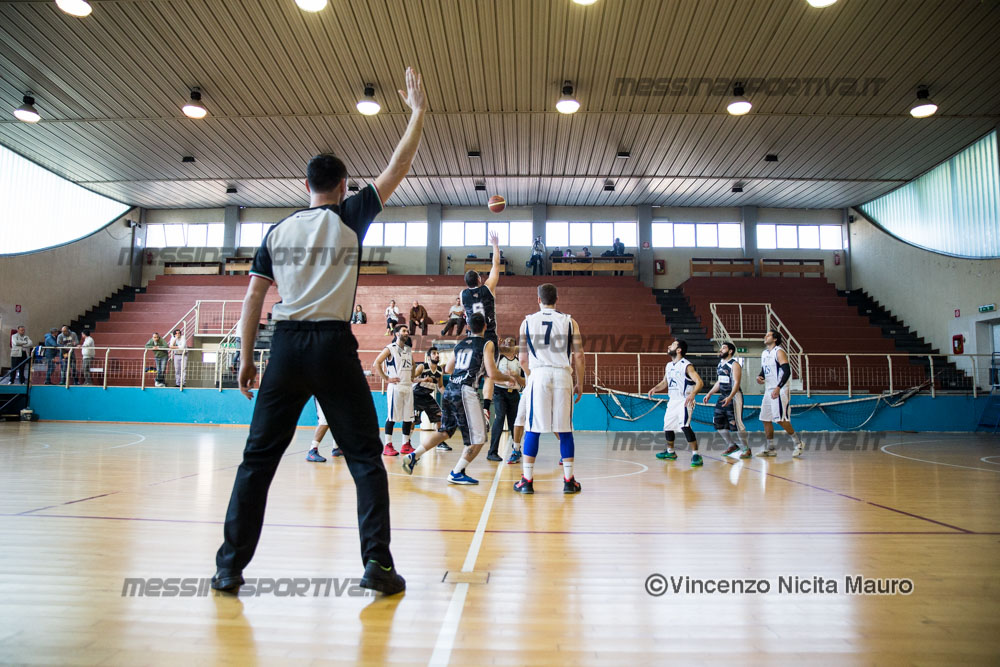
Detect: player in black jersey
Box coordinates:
(703, 341, 750, 458)
(411, 347, 447, 450)
(401, 313, 515, 485)
(461, 231, 502, 423)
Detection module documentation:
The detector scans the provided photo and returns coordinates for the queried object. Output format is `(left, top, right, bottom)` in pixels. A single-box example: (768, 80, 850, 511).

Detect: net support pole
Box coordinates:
(103, 347, 110, 390)
(141, 348, 147, 390)
(845, 354, 851, 398)
(971, 355, 978, 398)
(928, 355, 935, 398)
(805, 354, 810, 398)
(593, 353, 598, 392)
(886, 354, 893, 394)
(636, 353, 642, 395)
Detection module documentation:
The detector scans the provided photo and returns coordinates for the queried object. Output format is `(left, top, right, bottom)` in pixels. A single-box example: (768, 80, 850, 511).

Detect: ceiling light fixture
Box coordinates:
(732, 184, 744, 193)
(356, 84, 380, 115)
(556, 81, 580, 114)
(55, 0, 93, 18)
(909, 87, 938, 118)
(727, 83, 752, 116)
(616, 151, 631, 159)
(182, 88, 208, 119)
(603, 180, 616, 192)
(13, 94, 41, 123)
(295, 0, 328, 12)
(806, 0, 838, 7)
(572, 0, 599, 5)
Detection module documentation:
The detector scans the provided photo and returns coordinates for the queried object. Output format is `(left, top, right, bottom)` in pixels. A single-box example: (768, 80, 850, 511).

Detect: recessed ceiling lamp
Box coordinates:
(55, 0, 93, 18)
(357, 84, 380, 115)
(727, 83, 752, 116)
(296, 0, 328, 11)
(13, 94, 41, 123)
(572, 0, 599, 5)
(556, 81, 580, 114)
(909, 87, 938, 118)
(182, 88, 208, 119)
(806, 0, 838, 7)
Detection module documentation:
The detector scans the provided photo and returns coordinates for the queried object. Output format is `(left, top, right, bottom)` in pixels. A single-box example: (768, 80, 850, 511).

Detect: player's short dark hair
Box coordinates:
(721, 341, 735, 354)
(537, 283, 558, 305)
(427, 346, 438, 355)
(675, 339, 688, 356)
(306, 153, 347, 194)
(769, 329, 783, 345)
(464, 270, 480, 288)
(469, 312, 486, 334)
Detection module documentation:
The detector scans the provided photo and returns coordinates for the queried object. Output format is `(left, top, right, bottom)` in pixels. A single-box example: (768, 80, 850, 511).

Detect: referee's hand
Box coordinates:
(239, 362, 258, 400)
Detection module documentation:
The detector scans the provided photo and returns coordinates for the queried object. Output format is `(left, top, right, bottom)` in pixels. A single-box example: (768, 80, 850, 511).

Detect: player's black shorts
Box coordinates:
(413, 390, 442, 423)
(713, 392, 745, 430)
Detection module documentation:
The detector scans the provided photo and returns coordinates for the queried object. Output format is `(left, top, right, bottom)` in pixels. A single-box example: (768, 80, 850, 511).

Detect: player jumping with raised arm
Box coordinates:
(462, 231, 502, 425)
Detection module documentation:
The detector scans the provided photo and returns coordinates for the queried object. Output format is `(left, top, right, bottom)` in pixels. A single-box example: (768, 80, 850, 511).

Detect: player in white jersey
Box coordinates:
(647, 339, 705, 467)
(513, 283, 585, 495)
(703, 341, 750, 459)
(757, 329, 804, 458)
(373, 325, 415, 456)
(305, 399, 344, 462)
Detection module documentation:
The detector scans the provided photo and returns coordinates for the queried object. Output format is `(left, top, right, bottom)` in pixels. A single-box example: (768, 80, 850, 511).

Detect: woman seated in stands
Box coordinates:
(351, 305, 367, 325)
(385, 300, 401, 335)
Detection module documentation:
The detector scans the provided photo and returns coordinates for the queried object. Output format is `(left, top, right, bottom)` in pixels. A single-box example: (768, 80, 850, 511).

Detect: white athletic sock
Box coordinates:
(766, 439, 775, 451)
(667, 447, 675, 454)
(738, 431, 749, 450)
(383, 434, 392, 447)
(452, 457, 470, 475)
(717, 430, 734, 446)
(792, 433, 804, 446)
(522, 461, 534, 482)
(512, 440, 522, 452)
(563, 459, 574, 480)
(310, 441, 320, 450)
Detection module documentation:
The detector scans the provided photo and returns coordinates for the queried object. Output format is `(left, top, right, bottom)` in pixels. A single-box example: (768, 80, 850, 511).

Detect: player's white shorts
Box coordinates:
(387, 383, 414, 423)
(514, 389, 527, 427)
(522, 366, 573, 433)
(316, 399, 328, 426)
(759, 385, 791, 422)
(663, 398, 694, 432)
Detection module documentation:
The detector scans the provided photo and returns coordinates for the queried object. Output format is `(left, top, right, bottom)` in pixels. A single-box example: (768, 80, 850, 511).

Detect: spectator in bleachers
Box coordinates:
(168, 328, 187, 387)
(57, 326, 80, 385)
(10, 326, 32, 385)
(351, 305, 367, 324)
(563, 248, 573, 257)
(145, 332, 168, 387)
(43, 328, 59, 384)
(408, 300, 432, 336)
(440, 298, 466, 336)
(528, 236, 546, 275)
(581, 246, 592, 257)
(613, 237, 625, 256)
(385, 300, 400, 335)
(80, 331, 95, 385)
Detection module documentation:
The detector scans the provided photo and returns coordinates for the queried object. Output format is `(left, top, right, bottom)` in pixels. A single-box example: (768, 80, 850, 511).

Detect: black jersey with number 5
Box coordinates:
(461, 285, 496, 336)
(447, 336, 487, 392)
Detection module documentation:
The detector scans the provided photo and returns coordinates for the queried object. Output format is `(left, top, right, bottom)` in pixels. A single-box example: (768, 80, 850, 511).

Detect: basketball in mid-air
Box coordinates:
(488, 195, 506, 213)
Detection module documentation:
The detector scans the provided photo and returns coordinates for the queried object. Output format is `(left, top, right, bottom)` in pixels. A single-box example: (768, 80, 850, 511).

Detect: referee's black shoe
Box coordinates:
(360, 559, 406, 596)
(210, 569, 244, 593)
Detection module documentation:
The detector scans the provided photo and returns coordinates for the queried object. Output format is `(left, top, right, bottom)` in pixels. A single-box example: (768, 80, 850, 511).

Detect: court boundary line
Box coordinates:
(880, 441, 1000, 474)
(428, 445, 506, 667)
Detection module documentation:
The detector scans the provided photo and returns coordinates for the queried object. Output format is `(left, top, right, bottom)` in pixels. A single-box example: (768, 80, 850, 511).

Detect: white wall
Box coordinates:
(0, 211, 136, 368)
(849, 211, 1000, 369)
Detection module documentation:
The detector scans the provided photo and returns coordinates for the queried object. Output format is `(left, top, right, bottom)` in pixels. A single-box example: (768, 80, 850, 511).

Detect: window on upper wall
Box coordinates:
(757, 224, 843, 250)
(363, 221, 427, 247)
(146, 223, 225, 248)
(548, 221, 638, 250)
(439, 221, 532, 246)
(238, 222, 267, 247)
(651, 222, 742, 248)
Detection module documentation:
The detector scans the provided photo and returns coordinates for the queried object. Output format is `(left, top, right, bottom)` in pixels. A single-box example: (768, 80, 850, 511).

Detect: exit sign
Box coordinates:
(736, 347, 748, 353)
(979, 304, 996, 313)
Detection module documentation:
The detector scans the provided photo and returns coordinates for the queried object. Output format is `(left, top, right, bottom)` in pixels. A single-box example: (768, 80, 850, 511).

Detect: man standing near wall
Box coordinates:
(212, 66, 426, 596)
(80, 331, 96, 385)
(10, 326, 32, 385)
(168, 328, 187, 387)
(57, 326, 79, 385)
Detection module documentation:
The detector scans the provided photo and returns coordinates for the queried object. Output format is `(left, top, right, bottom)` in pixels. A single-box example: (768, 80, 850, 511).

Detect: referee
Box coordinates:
(213, 67, 426, 596)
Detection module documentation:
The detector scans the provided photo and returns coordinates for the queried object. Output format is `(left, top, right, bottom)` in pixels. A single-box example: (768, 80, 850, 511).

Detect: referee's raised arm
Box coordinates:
(374, 67, 427, 205)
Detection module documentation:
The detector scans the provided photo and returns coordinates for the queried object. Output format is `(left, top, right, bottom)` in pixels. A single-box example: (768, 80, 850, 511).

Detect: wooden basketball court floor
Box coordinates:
(1, 422, 998, 665)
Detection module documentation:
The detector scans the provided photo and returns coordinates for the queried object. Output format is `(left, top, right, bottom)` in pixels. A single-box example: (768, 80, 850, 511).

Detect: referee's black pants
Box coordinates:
(216, 321, 393, 573)
(488, 387, 520, 457)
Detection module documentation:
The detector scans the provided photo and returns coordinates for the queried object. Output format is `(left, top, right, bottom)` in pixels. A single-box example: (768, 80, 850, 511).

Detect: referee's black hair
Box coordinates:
(468, 313, 486, 334)
(307, 153, 348, 194)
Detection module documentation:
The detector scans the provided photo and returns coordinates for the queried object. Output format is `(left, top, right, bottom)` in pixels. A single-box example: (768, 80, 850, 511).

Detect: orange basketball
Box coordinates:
(488, 195, 506, 213)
